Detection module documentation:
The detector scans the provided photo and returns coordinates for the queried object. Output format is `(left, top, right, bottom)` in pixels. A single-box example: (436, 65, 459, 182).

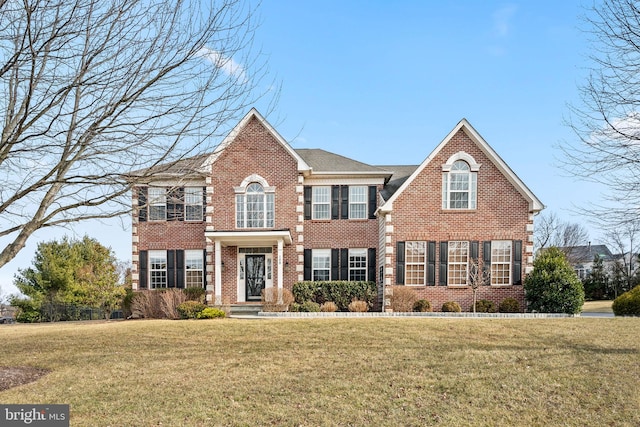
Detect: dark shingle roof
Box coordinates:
(560, 245, 614, 263)
(377, 165, 419, 201)
(295, 149, 389, 174)
(128, 153, 211, 178)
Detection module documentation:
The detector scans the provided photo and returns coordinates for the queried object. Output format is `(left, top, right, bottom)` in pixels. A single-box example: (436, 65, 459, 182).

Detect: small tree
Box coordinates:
(583, 255, 611, 300)
(524, 247, 585, 314)
(468, 257, 490, 313)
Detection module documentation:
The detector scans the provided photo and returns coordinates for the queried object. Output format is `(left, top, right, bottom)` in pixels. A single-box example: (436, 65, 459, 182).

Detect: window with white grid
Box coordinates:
(312, 249, 330, 281)
(148, 188, 166, 221)
(349, 248, 367, 281)
(405, 241, 426, 286)
(349, 186, 367, 219)
(312, 186, 330, 220)
(491, 241, 512, 285)
(185, 250, 204, 288)
(185, 187, 203, 221)
(149, 250, 167, 289)
(448, 241, 469, 286)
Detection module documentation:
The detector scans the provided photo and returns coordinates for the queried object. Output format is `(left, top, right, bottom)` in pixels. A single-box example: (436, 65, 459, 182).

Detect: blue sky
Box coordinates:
(0, 1, 597, 296)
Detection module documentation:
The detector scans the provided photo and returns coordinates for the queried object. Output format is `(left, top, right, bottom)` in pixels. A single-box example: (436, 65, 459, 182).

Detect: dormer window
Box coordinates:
(442, 152, 479, 210)
(235, 175, 275, 228)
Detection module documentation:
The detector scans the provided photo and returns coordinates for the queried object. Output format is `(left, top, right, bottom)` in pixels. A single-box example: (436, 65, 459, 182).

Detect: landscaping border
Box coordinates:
(258, 311, 577, 318)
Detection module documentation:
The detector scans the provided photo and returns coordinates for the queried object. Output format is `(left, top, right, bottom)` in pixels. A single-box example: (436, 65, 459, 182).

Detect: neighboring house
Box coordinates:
(558, 244, 615, 280)
(131, 109, 543, 311)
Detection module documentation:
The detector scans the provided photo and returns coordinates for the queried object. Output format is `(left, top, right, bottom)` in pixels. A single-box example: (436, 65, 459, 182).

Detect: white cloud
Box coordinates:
(492, 4, 517, 38)
(196, 47, 246, 81)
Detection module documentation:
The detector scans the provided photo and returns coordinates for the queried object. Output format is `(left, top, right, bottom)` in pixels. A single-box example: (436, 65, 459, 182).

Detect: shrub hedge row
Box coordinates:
(292, 281, 377, 312)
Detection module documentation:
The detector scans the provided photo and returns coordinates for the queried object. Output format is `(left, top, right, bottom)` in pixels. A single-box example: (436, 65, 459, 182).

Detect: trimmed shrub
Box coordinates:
(441, 301, 461, 312)
(292, 281, 376, 311)
(413, 299, 432, 312)
(524, 247, 584, 314)
(183, 287, 206, 303)
(197, 307, 226, 319)
(471, 299, 497, 313)
(612, 285, 640, 316)
(291, 300, 321, 312)
(499, 297, 521, 313)
(390, 286, 418, 312)
(177, 301, 207, 319)
(348, 300, 369, 312)
(320, 301, 338, 312)
(262, 287, 295, 312)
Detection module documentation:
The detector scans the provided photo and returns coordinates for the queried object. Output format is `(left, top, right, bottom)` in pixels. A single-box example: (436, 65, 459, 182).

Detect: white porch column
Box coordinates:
(214, 239, 222, 305)
(277, 238, 284, 303)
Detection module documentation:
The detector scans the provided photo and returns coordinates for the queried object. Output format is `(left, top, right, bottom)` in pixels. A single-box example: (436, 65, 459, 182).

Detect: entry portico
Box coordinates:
(205, 229, 292, 305)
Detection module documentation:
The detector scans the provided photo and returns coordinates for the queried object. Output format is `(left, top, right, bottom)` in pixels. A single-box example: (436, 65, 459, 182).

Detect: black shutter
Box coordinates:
(202, 187, 207, 222)
(483, 241, 492, 278)
(304, 249, 311, 280)
(304, 186, 312, 220)
(340, 248, 348, 280)
(439, 242, 448, 286)
(331, 249, 339, 280)
(396, 241, 405, 285)
(138, 187, 148, 222)
(427, 241, 436, 286)
(331, 186, 340, 220)
(167, 250, 176, 288)
(368, 186, 377, 219)
(470, 241, 479, 261)
(340, 185, 349, 219)
(202, 249, 207, 289)
(368, 248, 376, 282)
(139, 250, 148, 289)
(513, 240, 522, 285)
(176, 250, 185, 289)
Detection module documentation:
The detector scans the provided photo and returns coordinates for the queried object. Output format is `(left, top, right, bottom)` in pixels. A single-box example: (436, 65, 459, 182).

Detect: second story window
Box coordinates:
(184, 187, 203, 221)
(236, 182, 274, 228)
(312, 186, 330, 220)
(148, 188, 167, 221)
(442, 153, 479, 210)
(349, 186, 367, 219)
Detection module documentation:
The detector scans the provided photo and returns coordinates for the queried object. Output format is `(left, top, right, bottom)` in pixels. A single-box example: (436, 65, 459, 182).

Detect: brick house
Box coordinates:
(131, 109, 543, 311)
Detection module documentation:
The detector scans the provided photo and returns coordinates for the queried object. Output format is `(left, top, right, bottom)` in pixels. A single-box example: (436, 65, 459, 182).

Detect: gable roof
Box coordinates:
(559, 245, 614, 264)
(378, 118, 544, 213)
(296, 148, 392, 178)
(377, 165, 419, 200)
(203, 108, 312, 173)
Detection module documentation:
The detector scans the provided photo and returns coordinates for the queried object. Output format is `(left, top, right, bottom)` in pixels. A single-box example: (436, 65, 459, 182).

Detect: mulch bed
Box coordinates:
(0, 366, 50, 391)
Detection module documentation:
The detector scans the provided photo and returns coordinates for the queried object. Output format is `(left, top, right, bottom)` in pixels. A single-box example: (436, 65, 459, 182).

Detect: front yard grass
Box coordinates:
(1, 317, 639, 426)
(582, 300, 613, 313)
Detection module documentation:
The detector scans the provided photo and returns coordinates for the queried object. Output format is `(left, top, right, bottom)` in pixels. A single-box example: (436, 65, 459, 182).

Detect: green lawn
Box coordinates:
(1, 318, 639, 426)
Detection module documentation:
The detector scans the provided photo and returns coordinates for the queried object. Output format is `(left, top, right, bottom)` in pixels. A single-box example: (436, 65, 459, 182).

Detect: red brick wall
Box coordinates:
(386, 128, 532, 311)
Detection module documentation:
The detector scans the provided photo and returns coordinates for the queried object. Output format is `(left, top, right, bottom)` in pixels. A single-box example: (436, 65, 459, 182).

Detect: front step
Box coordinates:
(230, 303, 263, 316)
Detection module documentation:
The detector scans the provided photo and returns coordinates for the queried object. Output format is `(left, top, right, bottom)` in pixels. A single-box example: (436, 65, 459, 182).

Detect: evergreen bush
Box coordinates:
(498, 297, 521, 313)
(441, 301, 461, 312)
(612, 285, 640, 316)
(524, 247, 584, 314)
(413, 299, 432, 312)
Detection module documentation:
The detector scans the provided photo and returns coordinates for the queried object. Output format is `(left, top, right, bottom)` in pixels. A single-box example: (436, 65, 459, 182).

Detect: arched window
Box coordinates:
(442, 156, 478, 210)
(236, 182, 274, 228)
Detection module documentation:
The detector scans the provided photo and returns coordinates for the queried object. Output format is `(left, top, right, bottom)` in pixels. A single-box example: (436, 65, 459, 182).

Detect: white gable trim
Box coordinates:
(200, 108, 312, 174)
(379, 118, 544, 213)
(442, 151, 481, 172)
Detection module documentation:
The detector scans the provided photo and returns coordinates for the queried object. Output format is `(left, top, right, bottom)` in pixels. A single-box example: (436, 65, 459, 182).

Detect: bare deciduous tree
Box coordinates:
(0, 0, 272, 268)
(561, 0, 640, 225)
(604, 220, 640, 294)
(468, 257, 490, 313)
(534, 211, 590, 261)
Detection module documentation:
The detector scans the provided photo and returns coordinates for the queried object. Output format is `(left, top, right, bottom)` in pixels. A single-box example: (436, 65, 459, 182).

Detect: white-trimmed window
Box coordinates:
(349, 186, 367, 219)
(185, 250, 204, 288)
(312, 249, 331, 281)
(148, 188, 167, 221)
(312, 186, 330, 220)
(236, 183, 274, 228)
(185, 187, 203, 221)
(442, 160, 477, 210)
(349, 248, 367, 281)
(405, 241, 426, 285)
(491, 240, 512, 285)
(448, 241, 469, 286)
(149, 250, 167, 289)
